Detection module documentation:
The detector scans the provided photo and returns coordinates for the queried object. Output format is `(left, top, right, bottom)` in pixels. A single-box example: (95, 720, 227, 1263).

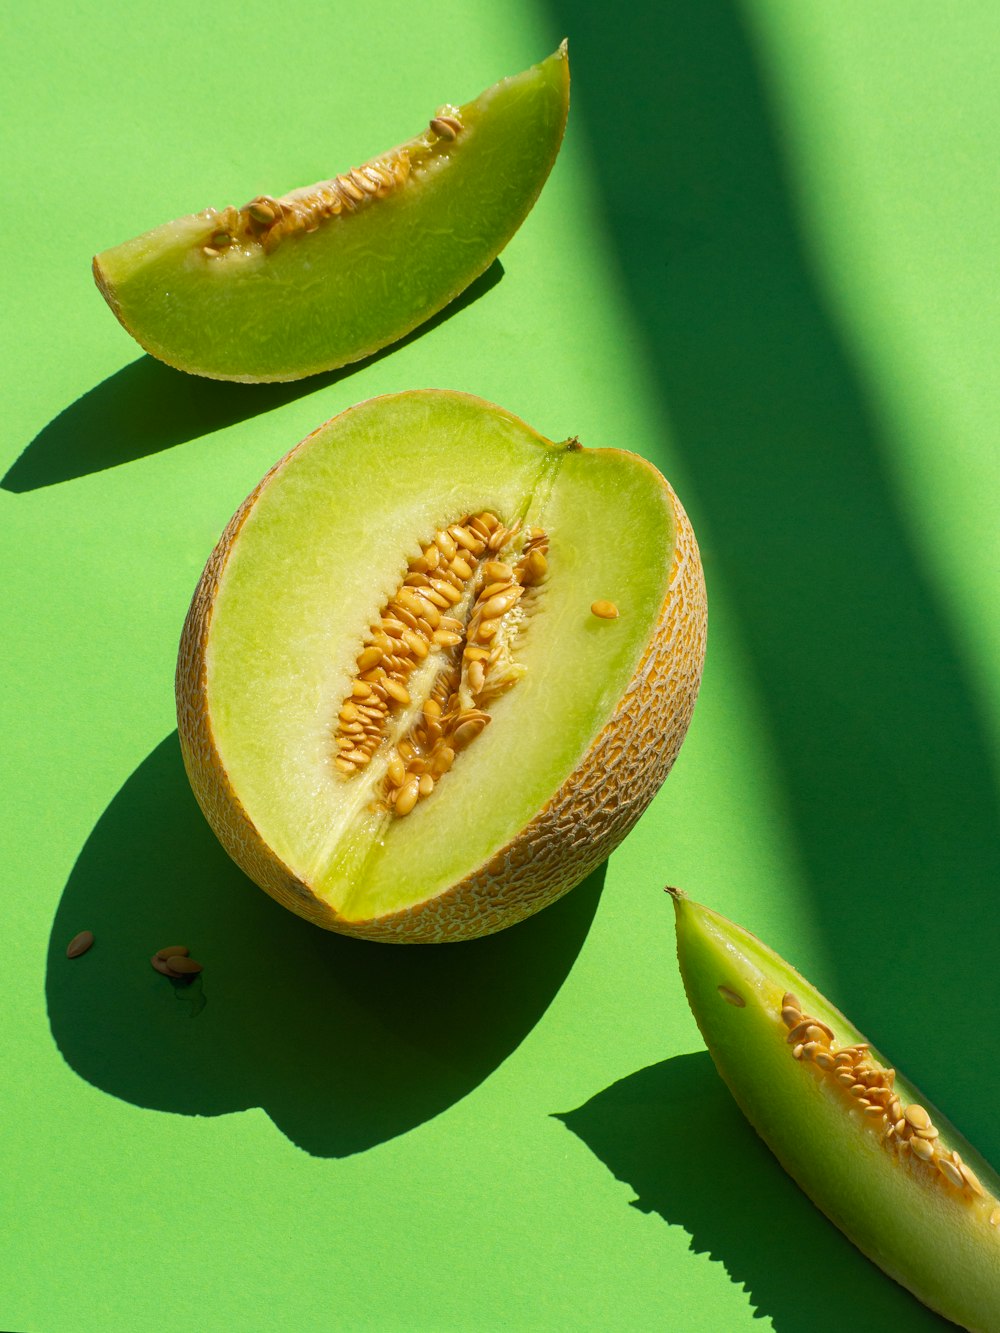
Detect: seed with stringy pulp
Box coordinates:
(667, 889, 1000, 1330)
(176, 391, 706, 942)
(92, 46, 569, 381)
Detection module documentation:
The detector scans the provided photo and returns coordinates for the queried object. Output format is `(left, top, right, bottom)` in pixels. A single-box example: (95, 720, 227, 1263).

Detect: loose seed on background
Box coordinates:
(66, 930, 94, 959)
(591, 600, 619, 619)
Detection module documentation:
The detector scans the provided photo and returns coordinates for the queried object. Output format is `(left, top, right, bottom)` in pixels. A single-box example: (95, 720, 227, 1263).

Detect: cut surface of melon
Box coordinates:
(178, 392, 706, 940)
(671, 891, 1000, 1331)
(94, 47, 569, 381)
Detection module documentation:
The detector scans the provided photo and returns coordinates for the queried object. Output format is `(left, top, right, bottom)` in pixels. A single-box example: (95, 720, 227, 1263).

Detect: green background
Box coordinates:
(4, 1, 999, 1328)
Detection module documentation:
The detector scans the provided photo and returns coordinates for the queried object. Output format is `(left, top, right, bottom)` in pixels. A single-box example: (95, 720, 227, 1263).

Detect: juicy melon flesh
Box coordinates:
(201, 392, 677, 923)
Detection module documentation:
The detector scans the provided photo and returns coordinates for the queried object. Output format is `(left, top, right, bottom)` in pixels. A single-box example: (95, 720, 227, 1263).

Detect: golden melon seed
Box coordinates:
(717, 985, 746, 1007)
(435, 530, 457, 559)
(521, 550, 548, 584)
(862, 1105, 885, 1119)
(910, 1137, 935, 1162)
(387, 756, 406, 787)
(806, 1022, 834, 1043)
(432, 745, 456, 775)
(591, 599, 619, 620)
(352, 681, 372, 698)
(938, 1159, 965, 1189)
(792, 1044, 805, 1060)
(402, 629, 429, 660)
(357, 646, 382, 670)
(335, 756, 356, 774)
(484, 561, 514, 583)
(780, 1005, 801, 1029)
(786, 1020, 816, 1045)
(384, 679, 410, 706)
(418, 773, 434, 797)
(395, 779, 420, 816)
(814, 1051, 836, 1071)
(837, 1071, 856, 1086)
(781, 992, 802, 1011)
(904, 1105, 932, 1132)
(990, 1208, 1000, 1227)
(450, 525, 481, 552)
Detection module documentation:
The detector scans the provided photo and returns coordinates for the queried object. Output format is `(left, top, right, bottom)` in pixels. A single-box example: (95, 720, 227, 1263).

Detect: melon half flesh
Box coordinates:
(177, 392, 707, 942)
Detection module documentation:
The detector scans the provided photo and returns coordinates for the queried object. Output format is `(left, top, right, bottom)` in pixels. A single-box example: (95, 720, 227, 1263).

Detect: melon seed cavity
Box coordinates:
(201, 105, 465, 259)
(779, 992, 995, 1208)
(334, 513, 549, 817)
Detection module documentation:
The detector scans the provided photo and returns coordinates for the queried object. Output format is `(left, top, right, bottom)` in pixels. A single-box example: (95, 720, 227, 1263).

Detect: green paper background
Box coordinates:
(3, 1, 999, 1328)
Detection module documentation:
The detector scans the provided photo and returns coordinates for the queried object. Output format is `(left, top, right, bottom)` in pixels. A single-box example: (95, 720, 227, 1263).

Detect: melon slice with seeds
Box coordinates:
(176, 391, 706, 942)
(93, 46, 569, 382)
(669, 890, 1000, 1330)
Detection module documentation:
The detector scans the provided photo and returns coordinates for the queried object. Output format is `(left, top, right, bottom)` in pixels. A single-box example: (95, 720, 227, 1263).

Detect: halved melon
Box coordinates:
(177, 392, 706, 941)
(93, 47, 569, 382)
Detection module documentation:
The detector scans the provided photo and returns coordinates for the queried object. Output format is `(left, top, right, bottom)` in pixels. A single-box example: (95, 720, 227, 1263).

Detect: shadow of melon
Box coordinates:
(47, 730, 602, 1157)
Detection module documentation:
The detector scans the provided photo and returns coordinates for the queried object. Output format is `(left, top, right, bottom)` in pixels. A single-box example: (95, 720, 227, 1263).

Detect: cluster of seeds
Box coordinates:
(151, 945, 203, 980)
(335, 512, 548, 817)
(201, 107, 466, 258)
(780, 991, 998, 1218)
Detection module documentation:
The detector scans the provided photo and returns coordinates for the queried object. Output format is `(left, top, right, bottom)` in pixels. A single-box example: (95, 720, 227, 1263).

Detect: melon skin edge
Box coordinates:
(175, 395, 707, 943)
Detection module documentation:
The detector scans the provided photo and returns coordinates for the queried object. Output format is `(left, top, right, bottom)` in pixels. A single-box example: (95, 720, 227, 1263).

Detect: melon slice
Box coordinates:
(669, 890, 1000, 1330)
(176, 391, 706, 941)
(93, 47, 569, 382)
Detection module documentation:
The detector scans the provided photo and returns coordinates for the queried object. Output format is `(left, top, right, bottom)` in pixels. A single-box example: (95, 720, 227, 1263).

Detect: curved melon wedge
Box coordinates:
(176, 391, 706, 942)
(669, 890, 1000, 1331)
(93, 47, 569, 382)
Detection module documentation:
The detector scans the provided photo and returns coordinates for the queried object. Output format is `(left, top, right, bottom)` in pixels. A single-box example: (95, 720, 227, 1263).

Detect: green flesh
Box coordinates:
(672, 893, 1000, 1331)
(93, 48, 568, 381)
(205, 391, 676, 921)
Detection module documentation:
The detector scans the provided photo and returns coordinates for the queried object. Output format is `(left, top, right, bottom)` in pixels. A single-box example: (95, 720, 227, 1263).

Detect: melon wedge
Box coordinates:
(669, 890, 1000, 1330)
(93, 47, 569, 382)
(176, 392, 706, 941)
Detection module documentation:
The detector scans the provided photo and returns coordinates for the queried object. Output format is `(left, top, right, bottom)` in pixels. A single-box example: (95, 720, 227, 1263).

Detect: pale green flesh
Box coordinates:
(205, 391, 676, 919)
(94, 49, 568, 381)
(673, 895, 1000, 1331)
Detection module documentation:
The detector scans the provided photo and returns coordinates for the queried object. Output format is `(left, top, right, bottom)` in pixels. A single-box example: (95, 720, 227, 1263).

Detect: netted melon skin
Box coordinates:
(177, 444, 706, 943)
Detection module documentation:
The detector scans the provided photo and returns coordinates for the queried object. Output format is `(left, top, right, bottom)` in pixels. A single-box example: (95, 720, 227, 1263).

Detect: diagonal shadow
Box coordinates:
(5, 259, 503, 493)
(546, 0, 1000, 1132)
(557, 1054, 952, 1331)
(46, 730, 602, 1158)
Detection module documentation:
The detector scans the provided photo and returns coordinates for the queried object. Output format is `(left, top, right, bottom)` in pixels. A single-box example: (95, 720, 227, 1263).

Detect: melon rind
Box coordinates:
(176, 392, 707, 942)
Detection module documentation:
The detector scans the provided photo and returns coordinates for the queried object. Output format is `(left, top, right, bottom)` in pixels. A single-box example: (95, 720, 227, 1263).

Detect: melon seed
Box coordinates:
(66, 930, 94, 958)
(591, 600, 619, 619)
(165, 955, 203, 975)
